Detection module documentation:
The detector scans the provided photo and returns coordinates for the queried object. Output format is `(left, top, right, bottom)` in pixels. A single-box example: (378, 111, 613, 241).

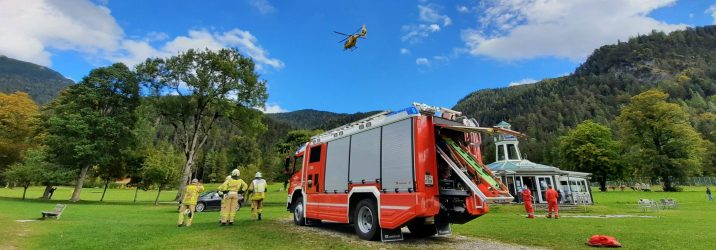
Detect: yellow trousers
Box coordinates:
(221, 193, 239, 223)
(251, 199, 264, 218)
(178, 204, 196, 226)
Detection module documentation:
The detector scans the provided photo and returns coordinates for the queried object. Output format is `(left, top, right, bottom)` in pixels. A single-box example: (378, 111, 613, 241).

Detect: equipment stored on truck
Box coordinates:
(285, 103, 520, 241)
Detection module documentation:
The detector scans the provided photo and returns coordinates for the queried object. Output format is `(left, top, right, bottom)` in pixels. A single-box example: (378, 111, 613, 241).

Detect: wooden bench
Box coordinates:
(41, 204, 66, 219)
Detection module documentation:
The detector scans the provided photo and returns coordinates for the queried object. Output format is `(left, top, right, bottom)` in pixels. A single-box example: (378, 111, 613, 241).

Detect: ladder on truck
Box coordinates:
(311, 105, 424, 143)
(436, 143, 513, 205)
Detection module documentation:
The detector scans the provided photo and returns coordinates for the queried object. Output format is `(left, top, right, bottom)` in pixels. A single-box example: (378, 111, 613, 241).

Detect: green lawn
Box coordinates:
(1, 185, 715, 249)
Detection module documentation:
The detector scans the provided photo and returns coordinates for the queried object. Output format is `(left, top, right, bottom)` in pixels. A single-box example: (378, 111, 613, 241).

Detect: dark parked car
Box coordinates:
(179, 191, 244, 212)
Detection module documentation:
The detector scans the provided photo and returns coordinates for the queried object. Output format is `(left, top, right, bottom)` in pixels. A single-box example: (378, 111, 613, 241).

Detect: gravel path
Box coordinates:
(279, 218, 544, 250)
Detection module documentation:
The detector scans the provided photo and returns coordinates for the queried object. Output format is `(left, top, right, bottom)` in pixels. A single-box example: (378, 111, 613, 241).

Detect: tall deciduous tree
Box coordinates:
(616, 90, 707, 191)
(22, 147, 74, 199)
(2, 162, 34, 199)
(142, 143, 184, 205)
(137, 48, 267, 200)
(42, 63, 139, 202)
(559, 120, 623, 192)
(0, 91, 39, 176)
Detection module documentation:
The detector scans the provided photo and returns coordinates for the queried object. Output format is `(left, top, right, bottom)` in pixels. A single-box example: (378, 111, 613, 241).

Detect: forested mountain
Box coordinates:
(267, 109, 379, 130)
(0, 55, 74, 104)
(454, 26, 716, 166)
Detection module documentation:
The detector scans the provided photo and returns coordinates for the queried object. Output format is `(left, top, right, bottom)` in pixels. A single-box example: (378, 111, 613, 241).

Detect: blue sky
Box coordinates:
(1, 0, 715, 113)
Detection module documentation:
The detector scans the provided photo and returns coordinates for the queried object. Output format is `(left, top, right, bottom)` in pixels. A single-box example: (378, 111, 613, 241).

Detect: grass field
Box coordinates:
(1, 184, 715, 249)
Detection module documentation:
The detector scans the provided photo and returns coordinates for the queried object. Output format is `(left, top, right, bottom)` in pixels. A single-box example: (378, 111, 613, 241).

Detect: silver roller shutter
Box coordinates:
(381, 119, 414, 191)
(349, 128, 381, 184)
(324, 137, 350, 192)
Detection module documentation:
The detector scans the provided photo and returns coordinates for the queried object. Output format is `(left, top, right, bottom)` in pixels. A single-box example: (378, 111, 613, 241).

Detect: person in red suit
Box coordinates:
(521, 186, 534, 218)
(546, 185, 559, 219)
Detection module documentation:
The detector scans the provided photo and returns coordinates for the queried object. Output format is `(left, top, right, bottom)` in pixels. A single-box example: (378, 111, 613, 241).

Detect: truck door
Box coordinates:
(304, 144, 326, 218)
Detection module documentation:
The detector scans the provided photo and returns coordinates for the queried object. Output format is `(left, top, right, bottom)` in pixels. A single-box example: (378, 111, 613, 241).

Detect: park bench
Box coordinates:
(41, 204, 66, 219)
(638, 199, 656, 212)
(659, 198, 678, 209)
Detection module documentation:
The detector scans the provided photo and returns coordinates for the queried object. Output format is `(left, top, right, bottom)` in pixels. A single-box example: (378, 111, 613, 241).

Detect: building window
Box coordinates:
(497, 145, 505, 161)
(507, 144, 519, 160)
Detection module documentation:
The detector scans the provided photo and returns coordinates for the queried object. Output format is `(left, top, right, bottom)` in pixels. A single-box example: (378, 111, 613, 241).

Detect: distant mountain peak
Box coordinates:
(0, 56, 74, 104)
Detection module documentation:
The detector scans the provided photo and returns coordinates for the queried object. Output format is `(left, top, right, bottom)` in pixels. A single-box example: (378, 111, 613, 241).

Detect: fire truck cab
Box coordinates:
(285, 103, 515, 241)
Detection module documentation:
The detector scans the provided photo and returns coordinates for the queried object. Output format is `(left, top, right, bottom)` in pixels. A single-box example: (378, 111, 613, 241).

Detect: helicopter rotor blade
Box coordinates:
(334, 31, 351, 36)
(338, 37, 349, 43)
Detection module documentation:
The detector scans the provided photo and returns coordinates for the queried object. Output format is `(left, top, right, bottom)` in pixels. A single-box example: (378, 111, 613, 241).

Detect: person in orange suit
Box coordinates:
(546, 185, 559, 219)
(521, 185, 534, 218)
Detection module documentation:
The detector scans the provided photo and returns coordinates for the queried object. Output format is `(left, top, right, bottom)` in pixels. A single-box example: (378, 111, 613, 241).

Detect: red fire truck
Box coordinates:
(285, 103, 518, 241)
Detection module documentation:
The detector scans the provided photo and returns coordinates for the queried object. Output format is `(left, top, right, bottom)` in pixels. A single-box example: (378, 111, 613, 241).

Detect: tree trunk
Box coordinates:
(42, 185, 52, 199)
(133, 185, 139, 203)
(599, 177, 607, 192)
(663, 176, 675, 192)
(22, 185, 28, 200)
(175, 159, 192, 201)
(70, 165, 90, 202)
(154, 186, 162, 206)
(100, 177, 110, 202)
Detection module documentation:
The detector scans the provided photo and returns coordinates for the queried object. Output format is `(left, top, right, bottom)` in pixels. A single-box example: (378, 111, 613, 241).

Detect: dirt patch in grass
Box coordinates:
(279, 218, 543, 250)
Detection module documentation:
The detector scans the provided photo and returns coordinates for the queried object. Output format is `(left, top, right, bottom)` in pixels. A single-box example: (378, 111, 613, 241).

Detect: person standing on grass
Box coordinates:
(707, 186, 713, 202)
(248, 172, 267, 220)
(521, 186, 534, 219)
(218, 169, 248, 225)
(546, 185, 559, 219)
(178, 179, 204, 227)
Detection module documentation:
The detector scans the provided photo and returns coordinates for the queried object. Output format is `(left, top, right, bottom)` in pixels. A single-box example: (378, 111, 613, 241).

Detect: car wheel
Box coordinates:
(195, 203, 205, 212)
(236, 202, 241, 211)
(293, 199, 306, 226)
(353, 199, 380, 241)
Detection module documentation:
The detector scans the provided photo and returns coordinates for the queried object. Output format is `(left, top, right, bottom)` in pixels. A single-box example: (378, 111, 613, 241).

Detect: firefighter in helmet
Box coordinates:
(178, 178, 204, 227)
(248, 172, 267, 220)
(521, 185, 534, 219)
(218, 175, 232, 222)
(218, 169, 248, 225)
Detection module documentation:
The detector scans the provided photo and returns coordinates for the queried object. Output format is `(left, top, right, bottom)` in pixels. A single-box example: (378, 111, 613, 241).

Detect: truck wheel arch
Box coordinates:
(347, 186, 381, 224)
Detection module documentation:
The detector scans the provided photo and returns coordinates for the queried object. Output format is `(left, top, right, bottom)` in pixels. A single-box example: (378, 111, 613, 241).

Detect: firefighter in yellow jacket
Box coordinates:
(178, 179, 204, 227)
(248, 172, 267, 220)
(218, 175, 231, 223)
(218, 169, 247, 225)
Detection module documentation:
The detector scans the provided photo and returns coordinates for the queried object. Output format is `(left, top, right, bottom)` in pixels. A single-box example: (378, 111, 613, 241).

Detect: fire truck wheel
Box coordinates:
(407, 222, 437, 238)
(293, 199, 306, 226)
(353, 199, 379, 241)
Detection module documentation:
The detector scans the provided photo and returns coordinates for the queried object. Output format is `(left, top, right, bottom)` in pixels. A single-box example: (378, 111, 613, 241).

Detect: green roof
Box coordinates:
(487, 159, 559, 172)
(495, 121, 511, 128)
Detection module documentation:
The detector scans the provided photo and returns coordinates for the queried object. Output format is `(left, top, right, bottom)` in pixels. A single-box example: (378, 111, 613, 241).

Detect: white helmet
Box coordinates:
(231, 169, 240, 177)
(255, 172, 262, 178)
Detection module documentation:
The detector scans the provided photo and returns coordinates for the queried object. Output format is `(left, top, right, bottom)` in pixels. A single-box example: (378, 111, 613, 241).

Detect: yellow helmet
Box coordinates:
(231, 169, 240, 177)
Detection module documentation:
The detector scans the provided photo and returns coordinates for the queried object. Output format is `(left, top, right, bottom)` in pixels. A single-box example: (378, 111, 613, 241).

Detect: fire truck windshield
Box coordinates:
(293, 156, 304, 173)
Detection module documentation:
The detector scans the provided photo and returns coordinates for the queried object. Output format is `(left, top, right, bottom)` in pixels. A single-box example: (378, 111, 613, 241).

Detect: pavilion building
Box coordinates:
(487, 121, 594, 205)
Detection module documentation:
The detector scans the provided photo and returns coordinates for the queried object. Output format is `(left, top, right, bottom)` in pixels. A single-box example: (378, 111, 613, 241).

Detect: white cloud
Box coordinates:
(707, 4, 716, 24)
(416, 57, 430, 66)
(261, 103, 287, 113)
(113, 29, 284, 70)
(401, 3, 452, 44)
(462, 0, 687, 61)
(457, 5, 470, 13)
(508, 78, 538, 87)
(145, 31, 169, 42)
(0, 0, 283, 71)
(247, 0, 275, 14)
(402, 24, 443, 43)
(400, 48, 411, 55)
(0, 0, 123, 66)
(418, 4, 452, 27)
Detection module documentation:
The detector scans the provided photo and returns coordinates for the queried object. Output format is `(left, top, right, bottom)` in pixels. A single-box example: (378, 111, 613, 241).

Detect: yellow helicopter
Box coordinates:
(334, 24, 367, 50)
